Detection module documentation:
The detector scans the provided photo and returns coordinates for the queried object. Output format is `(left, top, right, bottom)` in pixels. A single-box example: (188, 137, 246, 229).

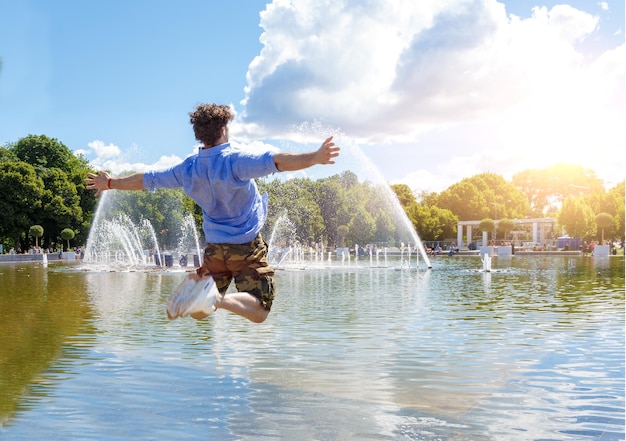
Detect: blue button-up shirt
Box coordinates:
(143, 143, 278, 244)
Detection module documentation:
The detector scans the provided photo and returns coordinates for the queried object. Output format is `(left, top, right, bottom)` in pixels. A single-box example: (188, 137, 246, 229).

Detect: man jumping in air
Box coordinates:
(86, 103, 340, 323)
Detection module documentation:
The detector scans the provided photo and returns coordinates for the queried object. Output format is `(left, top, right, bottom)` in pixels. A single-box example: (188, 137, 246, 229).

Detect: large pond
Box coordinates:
(0, 255, 623, 440)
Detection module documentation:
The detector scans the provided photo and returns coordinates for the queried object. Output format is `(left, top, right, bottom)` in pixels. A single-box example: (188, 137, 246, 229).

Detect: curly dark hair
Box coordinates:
(189, 103, 234, 147)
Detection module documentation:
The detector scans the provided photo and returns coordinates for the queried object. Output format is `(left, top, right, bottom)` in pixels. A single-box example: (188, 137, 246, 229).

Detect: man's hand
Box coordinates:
(314, 136, 340, 165)
(84, 171, 111, 197)
(84, 171, 145, 196)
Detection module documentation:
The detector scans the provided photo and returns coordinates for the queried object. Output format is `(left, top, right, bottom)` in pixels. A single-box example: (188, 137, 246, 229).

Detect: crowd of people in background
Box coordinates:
(7, 246, 85, 258)
(582, 240, 621, 256)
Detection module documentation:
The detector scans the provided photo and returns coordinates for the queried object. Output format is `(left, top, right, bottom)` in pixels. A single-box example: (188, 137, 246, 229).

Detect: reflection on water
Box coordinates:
(0, 257, 623, 440)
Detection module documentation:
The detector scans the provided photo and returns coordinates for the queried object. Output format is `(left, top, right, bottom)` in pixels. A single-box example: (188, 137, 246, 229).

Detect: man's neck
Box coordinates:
(202, 140, 228, 150)
(203, 134, 228, 149)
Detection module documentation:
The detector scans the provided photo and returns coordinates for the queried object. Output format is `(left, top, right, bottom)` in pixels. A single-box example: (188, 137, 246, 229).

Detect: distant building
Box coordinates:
(457, 218, 557, 249)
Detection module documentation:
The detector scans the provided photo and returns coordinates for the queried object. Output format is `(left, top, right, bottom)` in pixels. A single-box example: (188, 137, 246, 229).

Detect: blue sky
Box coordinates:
(1, 0, 624, 193)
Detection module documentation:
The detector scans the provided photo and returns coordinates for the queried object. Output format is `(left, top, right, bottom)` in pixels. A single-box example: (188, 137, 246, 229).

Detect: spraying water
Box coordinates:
(343, 140, 432, 268)
(82, 128, 432, 270)
(178, 214, 202, 258)
(83, 189, 201, 268)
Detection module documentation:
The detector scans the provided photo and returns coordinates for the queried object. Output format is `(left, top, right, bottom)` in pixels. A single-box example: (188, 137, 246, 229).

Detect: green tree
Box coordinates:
(437, 180, 485, 221)
(513, 164, 604, 217)
(607, 182, 625, 243)
(260, 178, 325, 246)
(595, 213, 613, 245)
(68, 155, 96, 246)
(338, 170, 359, 190)
(337, 225, 349, 247)
(392, 183, 458, 242)
(437, 173, 529, 221)
(277, 179, 325, 243)
(29, 225, 44, 248)
(372, 208, 396, 244)
(346, 205, 376, 246)
(4, 135, 94, 249)
(12, 135, 80, 174)
(314, 178, 350, 246)
(343, 181, 375, 244)
(585, 180, 625, 243)
(406, 203, 457, 242)
(0, 147, 18, 162)
(0, 161, 45, 250)
(415, 190, 439, 206)
(498, 218, 515, 242)
(390, 183, 417, 206)
(260, 173, 399, 249)
(558, 197, 596, 239)
(366, 184, 398, 244)
(61, 228, 75, 251)
(38, 168, 83, 249)
(431, 206, 458, 241)
(479, 218, 495, 241)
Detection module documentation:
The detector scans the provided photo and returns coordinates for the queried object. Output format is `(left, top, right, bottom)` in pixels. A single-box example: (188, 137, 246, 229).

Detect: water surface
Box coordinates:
(0, 256, 623, 440)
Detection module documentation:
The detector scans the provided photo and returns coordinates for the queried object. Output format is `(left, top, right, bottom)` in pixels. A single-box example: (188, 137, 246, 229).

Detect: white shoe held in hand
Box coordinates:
(166, 275, 219, 320)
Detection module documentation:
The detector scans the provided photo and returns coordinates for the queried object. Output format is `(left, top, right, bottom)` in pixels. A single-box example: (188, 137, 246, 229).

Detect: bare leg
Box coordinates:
(218, 292, 269, 323)
(191, 291, 269, 323)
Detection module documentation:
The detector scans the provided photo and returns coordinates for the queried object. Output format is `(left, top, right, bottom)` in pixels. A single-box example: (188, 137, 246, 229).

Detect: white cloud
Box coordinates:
(79, 139, 186, 175)
(85, 140, 121, 160)
(76, 1, 624, 193)
(237, 0, 624, 191)
(241, 1, 603, 137)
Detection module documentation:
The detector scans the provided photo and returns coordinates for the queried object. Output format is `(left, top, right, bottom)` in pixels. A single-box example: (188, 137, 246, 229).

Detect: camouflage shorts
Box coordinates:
(196, 234, 275, 311)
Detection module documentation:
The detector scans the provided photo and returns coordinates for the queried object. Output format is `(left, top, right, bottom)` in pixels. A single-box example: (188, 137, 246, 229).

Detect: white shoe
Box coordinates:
(166, 275, 219, 319)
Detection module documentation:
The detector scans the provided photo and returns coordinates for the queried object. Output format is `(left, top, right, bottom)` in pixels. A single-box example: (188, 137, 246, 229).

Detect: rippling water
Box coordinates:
(0, 256, 623, 440)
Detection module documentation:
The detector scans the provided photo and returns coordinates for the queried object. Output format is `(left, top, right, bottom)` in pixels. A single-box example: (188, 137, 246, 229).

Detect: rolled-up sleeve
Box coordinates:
(233, 150, 278, 180)
(143, 165, 185, 192)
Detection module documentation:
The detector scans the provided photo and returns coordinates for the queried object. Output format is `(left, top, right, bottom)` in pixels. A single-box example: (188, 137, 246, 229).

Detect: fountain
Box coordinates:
(266, 214, 301, 266)
(83, 191, 202, 270)
(266, 213, 426, 270)
(258, 135, 432, 270)
(177, 214, 203, 266)
(82, 133, 431, 272)
(83, 212, 153, 267)
(481, 253, 492, 272)
(463, 251, 509, 274)
(344, 141, 432, 269)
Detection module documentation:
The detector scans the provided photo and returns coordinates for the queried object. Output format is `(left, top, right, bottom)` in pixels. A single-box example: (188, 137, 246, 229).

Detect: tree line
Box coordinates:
(0, 135, 94, 252)
(0, 135, 623, 253)
(260, 165, 623, 249)
(394, 165, 624, 246)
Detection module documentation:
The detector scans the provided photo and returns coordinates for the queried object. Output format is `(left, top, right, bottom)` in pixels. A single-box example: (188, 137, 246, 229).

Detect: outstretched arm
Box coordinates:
(84, 171, 145, 197)
(274, 136, 340, 172)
